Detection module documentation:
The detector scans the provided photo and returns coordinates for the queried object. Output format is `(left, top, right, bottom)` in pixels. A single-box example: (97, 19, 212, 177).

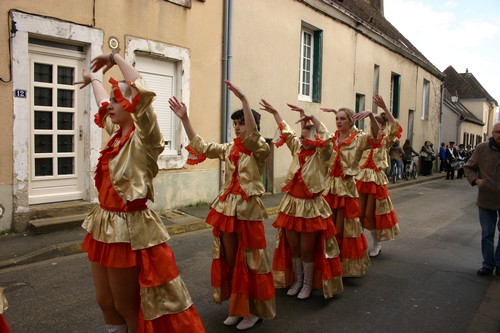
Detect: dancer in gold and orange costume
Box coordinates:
(169, 81, 275, 331)
(75, 53, 204, 333)
(320, 107, 379, 277)
(0, 288, 11, 333)
(355, 95, 401, 257)
(260, 100, 343, 300)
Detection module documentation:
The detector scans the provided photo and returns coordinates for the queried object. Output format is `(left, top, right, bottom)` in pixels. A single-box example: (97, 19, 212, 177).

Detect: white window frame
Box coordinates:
(299, 28, 314, 102)
(126, 36, 191, 170)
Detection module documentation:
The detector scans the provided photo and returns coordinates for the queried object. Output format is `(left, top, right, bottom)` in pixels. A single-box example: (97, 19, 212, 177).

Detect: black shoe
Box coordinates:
(496, 267, 500, 277)
(477, 267, 493, 276)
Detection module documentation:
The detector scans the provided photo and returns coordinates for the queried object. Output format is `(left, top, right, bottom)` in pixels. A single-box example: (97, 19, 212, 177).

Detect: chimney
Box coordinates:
(366, 0, 384, 16)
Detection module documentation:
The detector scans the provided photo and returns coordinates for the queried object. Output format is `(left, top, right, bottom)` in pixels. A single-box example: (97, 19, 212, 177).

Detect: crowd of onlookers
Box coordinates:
(386, 139, 474, 179)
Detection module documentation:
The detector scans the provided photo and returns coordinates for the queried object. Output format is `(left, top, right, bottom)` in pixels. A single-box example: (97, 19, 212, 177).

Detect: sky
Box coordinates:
(384, 0, 500, 117)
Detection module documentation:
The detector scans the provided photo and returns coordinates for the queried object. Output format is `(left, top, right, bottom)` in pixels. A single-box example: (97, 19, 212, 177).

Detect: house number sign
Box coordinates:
(14, 89, 27, 98)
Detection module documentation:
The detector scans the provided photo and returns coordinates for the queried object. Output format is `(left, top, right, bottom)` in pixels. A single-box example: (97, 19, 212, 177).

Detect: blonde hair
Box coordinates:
(338, 108, 355, 126)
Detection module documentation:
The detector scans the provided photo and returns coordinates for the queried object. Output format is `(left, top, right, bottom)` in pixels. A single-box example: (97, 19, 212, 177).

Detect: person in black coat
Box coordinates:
(445, 141, 458, 180)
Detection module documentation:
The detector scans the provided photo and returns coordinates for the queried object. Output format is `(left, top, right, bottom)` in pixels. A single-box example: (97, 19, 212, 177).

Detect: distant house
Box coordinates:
(442, 66, 498, 146)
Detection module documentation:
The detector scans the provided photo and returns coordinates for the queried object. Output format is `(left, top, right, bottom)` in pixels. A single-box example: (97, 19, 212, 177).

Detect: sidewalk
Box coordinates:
(0, 173, 443, 269)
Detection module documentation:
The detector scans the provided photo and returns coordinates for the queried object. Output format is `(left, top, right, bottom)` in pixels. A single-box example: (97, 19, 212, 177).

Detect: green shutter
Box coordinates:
(312, 30, 323, 103)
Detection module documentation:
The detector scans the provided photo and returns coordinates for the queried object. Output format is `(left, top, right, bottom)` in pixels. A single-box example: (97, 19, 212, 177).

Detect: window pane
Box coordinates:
(35, 135, 53, 153)
(34, 63, 53, 83)
(35, 158, 53, 176)
(57, 135, 74, 153)
(34, 87, 53, 106)
(34, 111, 53, 130)
(57, 112, 74, 130)
(57, 66, 74, 85)
(57, 89, 74, 107)
(58, 157, 74, 175)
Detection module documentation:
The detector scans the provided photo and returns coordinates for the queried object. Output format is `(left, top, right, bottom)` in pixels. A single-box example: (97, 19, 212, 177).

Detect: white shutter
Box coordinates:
(135, 55, 176, 153)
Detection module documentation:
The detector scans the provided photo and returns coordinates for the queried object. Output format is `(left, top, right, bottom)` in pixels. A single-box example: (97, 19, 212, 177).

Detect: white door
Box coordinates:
(29, 50, 84, 204)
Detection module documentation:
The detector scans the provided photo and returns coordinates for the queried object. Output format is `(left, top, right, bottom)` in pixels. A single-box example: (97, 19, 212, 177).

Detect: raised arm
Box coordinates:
(225, 80, 256, 134)
(353, 110, 379, 138)
(74, 68, 108, 106)
(259, 99, 283, 125)
(287, 103, 307, 129)
(169, 96, 197, 141)
(373, 95, 397, 126)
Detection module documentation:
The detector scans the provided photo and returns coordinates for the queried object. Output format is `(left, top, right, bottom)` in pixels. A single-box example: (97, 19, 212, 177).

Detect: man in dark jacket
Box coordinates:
(445, 141, 458, 180)
(464, 123, 500, 276)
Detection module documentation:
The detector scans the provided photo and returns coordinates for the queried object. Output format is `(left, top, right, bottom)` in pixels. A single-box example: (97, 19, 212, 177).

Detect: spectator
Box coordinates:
(402, 139, 419, 173)
(463, 122, 500, 277)
(389, 140, 404, 179)
(420, 141, 434, 176)
(438, 142, 447, 173)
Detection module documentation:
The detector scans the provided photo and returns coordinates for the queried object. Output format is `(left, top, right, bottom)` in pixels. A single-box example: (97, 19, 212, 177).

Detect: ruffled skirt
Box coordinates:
(323, 177, 370, 277)
(272, 193, 343, 297)
(206, 196, 276, 320)
(82, 209, 205, 333)
(356, 171, 400, 241)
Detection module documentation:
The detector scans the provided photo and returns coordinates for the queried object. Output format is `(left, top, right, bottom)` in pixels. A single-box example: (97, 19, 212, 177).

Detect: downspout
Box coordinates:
(222, 0, 233, 143)
(221, 0, 233, 187)
(438, 82, 443, 147)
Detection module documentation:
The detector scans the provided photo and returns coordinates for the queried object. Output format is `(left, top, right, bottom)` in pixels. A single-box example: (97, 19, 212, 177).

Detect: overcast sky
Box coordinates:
(384, 0, 500, 117)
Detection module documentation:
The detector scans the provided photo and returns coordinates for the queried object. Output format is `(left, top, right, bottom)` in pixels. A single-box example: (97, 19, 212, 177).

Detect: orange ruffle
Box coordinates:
(272, 213, 330, 233)
(337, 235, 367, 259)
(356, 181, 377, 195)
(375, 210, 398, 229)
(0, 314, 11, 333)
(206, 209, 266, 249)
(82, 233, 138, 268)
(323, 194, 360, 219)
(185, 145, 207, 165)
(138, 306, 205, 333)
(375, 184, 389, 200)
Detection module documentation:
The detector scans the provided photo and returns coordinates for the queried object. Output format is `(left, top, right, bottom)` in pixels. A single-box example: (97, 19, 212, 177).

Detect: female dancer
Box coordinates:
(0, 288, 11, 333)
(355, 95, 401, 257)
(76, 53, 204, 333)
(169, 81, 275, 331)
(259, 100, 343, 300)
(321, 107, 378, 277)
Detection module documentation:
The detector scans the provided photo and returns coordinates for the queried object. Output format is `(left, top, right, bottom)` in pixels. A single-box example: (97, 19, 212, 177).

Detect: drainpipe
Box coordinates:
(222, 0, 233, 144)
(220, 0, 233, 187)
(438, 82, 444, 147)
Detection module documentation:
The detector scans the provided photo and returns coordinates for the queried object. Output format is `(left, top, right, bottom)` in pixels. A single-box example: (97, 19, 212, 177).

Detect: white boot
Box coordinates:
(297, 261, 314, 300)
(223, 316, 242, 326)
(287, 257, 304, 296)
(369, 230, 382, 257)
(236, 313, 262, 331)
(105, 324, 128, 333)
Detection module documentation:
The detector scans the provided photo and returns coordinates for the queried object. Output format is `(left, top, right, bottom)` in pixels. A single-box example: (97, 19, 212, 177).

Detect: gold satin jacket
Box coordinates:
(100, 78, 165, 202)
(359, 122, 402, 170)
(279, 121, 330, 194)
(326, 126, 370, 177)
(188, 130, 270, 197)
